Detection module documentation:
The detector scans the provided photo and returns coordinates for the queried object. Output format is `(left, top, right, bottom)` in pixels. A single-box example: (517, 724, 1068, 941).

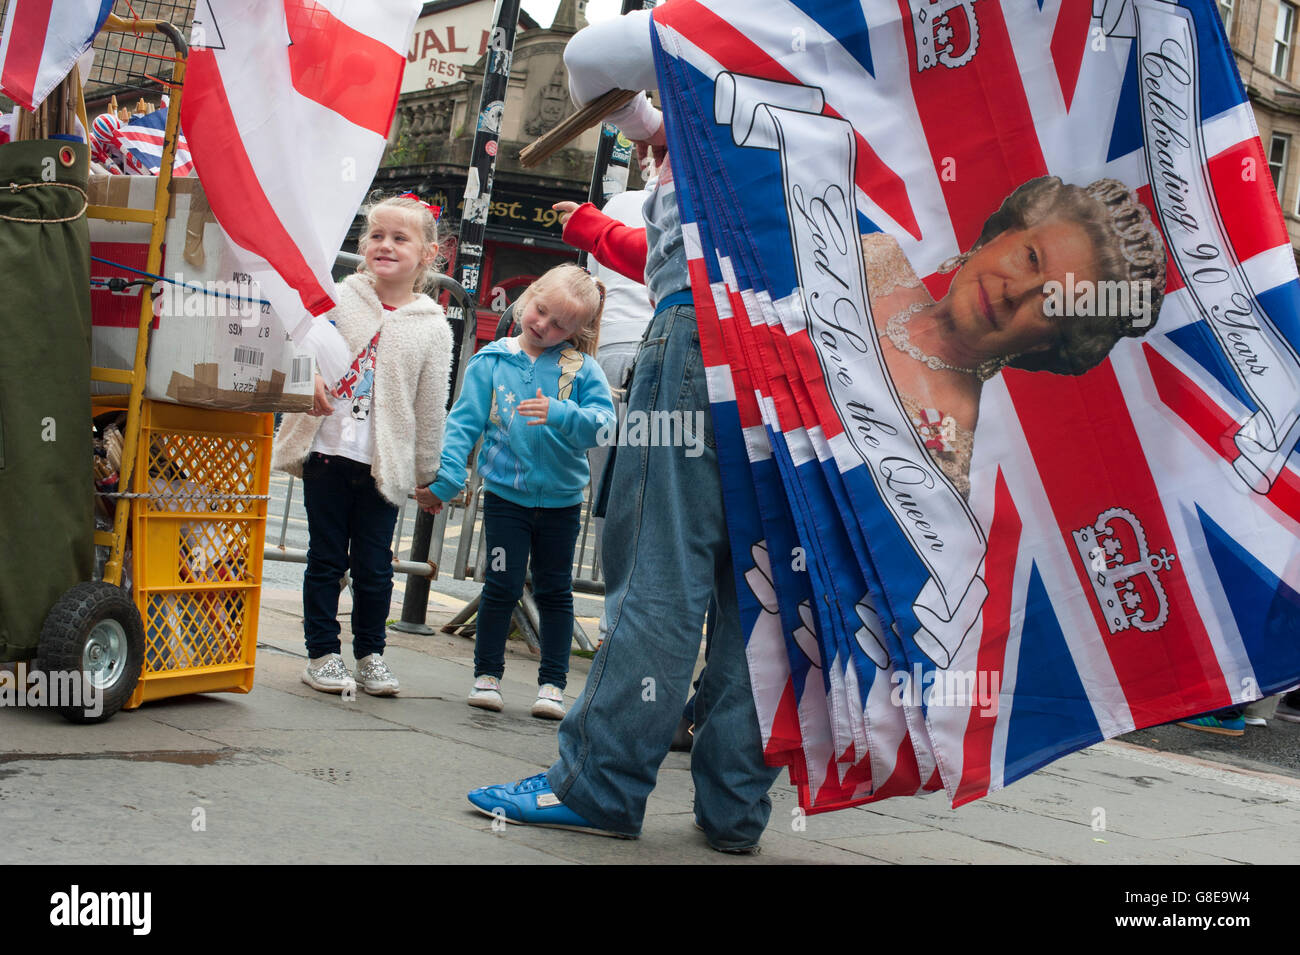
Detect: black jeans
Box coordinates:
(475, 491, 582, 689)
(301, 453, 398, 659)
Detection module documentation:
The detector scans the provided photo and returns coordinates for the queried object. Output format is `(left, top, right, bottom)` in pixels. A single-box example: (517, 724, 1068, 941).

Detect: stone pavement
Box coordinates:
(1, 588, 1297, 865)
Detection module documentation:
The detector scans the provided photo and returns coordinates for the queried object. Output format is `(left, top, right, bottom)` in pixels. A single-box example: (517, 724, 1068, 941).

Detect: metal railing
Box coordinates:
(263, 471, 607, 586)
(263, 470, 605, 646)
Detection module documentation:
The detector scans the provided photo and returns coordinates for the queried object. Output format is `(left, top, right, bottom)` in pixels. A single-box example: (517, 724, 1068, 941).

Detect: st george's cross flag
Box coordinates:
(647, 0, 1300, 811)
(181, 0, 419, 378)
(0, 0, 112, 111)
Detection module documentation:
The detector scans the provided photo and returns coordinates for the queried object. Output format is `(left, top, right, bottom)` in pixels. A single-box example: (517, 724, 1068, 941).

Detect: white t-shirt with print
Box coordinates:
(308, 308, 388, 465)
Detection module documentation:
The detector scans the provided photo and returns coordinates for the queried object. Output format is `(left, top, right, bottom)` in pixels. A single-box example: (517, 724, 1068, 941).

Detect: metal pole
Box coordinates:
(264, 546, 436, 580)
(444, 0, 522, 390)
(392, 273, 479, 634)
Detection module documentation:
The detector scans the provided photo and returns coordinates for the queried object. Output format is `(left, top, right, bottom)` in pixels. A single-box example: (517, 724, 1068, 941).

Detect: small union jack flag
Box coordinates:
(117, 106, 195, 177)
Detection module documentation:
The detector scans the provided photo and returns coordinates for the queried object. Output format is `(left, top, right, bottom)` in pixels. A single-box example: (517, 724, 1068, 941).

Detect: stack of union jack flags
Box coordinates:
(649, 0, 1300, 810)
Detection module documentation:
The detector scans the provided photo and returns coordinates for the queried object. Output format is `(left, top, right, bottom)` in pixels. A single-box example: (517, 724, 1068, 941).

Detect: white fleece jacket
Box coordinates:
(271, 274, 454, 506)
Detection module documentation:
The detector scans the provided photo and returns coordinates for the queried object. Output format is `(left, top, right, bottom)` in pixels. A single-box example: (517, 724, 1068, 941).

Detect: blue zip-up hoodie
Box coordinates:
(429, 337, 616, 508)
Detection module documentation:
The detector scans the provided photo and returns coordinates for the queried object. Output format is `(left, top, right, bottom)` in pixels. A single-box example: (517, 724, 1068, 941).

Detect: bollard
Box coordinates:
(391, 508, 437, 634)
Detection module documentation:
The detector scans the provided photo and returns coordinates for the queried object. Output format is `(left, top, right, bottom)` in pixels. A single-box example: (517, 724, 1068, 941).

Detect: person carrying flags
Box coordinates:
(465, 6, 782, 854)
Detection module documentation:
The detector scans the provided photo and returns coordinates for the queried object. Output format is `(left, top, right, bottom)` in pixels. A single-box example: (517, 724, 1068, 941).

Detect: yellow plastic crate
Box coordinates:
(126, 400, 272, 707)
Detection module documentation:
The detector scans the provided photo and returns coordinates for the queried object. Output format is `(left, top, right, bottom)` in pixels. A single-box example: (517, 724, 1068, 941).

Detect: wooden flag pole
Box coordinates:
(518, 88, 637, 168)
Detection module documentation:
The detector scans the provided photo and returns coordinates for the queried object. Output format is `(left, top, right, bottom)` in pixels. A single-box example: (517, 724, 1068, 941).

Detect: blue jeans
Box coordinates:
(301, 453, 398, 659)
(590, 341, 640, 644)
(476, 492, 582, 689)
(546, 304, 780, 850)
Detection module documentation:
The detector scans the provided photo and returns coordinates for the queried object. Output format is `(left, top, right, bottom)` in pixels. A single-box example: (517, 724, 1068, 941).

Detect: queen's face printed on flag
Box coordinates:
(863, 176, 1168, 497)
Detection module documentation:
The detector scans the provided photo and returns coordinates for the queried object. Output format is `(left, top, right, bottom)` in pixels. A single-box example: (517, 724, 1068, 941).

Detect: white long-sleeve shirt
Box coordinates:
(591, 187, 654, 348)
(564, 9, 660, 139)
(564, 11, 690, 303)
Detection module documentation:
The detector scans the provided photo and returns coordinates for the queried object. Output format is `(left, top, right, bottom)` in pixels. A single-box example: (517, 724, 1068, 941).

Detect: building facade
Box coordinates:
(1221, 0, 1300, 259)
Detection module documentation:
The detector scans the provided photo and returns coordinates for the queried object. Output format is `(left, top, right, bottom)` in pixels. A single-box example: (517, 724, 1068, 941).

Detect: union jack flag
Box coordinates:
(0, 0, 112, 111)
(117, 105, 196, 176)
(650, 0, 1300, 810)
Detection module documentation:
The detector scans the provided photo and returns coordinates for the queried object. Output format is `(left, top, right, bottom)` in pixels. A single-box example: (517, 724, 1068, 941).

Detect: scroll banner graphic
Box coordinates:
(713, 72, 989, 671)
(650, 0, 1300, 810)
(1134, 0, 1300, 492)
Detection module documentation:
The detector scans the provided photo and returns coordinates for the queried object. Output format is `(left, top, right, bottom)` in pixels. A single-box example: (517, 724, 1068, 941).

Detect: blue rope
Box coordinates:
(89, 254, 271, 307)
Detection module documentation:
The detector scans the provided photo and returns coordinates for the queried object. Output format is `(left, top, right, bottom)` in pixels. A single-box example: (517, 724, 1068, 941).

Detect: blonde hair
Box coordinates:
(515, 263, 606, 357)
(356, 194, 441, 293)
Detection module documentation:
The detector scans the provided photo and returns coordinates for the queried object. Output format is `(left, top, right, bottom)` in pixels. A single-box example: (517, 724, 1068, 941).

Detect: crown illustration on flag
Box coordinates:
(1072, 507, 1177, 635)
(909, 0, 981, 71)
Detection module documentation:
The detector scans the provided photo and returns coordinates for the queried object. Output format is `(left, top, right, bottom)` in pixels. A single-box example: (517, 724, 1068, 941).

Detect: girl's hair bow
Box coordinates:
(398, 192, 442, 220)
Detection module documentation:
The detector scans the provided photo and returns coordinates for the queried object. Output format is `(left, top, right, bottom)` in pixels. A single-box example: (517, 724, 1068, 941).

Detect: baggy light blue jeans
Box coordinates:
(546, 303, 781, 850)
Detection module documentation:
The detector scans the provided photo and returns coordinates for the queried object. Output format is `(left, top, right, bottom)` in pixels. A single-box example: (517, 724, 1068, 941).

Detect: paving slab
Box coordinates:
(0, 704, 229, 756)
(1, 592, 1298, 865)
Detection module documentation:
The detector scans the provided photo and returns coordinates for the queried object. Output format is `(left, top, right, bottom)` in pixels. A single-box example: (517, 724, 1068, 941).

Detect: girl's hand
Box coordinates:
(552, 201, 580, 228)
(308, 374, 335, 417)
(517, 388, 551, 426)
(414, 486, 443, 514)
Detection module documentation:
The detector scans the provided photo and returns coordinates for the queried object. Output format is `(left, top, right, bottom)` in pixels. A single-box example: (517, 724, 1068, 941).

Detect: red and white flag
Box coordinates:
(0, 0, 112, 111)
(182, 0, 419, 341)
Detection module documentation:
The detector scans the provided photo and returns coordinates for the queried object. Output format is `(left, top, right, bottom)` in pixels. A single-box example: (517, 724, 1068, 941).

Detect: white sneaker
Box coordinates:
(302, 653, 357, 695)
(530, 684, 565, 720)
(354, 654, 399, 696)
(468, 675, 504, 712)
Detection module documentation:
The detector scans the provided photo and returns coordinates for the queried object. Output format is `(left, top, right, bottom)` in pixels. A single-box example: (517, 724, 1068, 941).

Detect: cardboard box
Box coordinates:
(88, 175, 313, 412)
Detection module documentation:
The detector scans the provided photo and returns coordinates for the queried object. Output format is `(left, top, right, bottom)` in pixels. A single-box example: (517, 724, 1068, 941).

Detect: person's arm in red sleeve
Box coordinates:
(557, 202, 647, 283)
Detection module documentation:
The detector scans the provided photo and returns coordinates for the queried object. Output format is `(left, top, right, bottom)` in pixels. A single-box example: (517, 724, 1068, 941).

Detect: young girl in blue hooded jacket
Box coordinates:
(415, 264, 615, 720)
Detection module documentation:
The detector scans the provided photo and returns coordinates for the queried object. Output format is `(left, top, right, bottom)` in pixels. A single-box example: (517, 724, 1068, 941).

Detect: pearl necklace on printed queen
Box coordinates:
(879, 301, 1013, 383)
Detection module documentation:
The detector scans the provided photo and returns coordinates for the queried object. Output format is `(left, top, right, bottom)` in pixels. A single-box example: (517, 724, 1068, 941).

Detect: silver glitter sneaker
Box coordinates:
(530, 684, 565, 720)
(302, 653, 357, 695)
(467, 675, 504, 712)
(354, 654, 399, 696)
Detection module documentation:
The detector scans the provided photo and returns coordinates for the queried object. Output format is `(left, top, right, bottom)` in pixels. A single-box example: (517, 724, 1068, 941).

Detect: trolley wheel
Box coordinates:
(38, 581, 145, 723)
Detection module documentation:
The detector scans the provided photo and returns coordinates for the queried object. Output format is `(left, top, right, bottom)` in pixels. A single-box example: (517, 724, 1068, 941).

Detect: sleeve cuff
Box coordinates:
(607, 96, 661, 142)
(429, 475, 461, 502)
(561, 203, 606, 255)
(549, 398, 578, 434)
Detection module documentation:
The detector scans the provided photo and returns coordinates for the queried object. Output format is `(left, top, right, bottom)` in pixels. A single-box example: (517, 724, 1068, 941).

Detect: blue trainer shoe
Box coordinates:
(467, 773, 634, 838)
(1176, 714, 1246, 736)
